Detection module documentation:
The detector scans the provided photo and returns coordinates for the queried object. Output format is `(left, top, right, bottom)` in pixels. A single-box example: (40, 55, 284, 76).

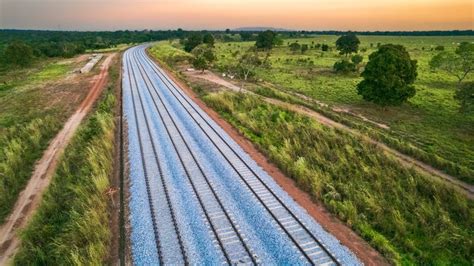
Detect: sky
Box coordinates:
(0, 0, 472, 31)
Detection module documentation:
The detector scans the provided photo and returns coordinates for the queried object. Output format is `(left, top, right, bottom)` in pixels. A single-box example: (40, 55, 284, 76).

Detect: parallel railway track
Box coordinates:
(129, 48, 257, 264)
(134, 46, 340, 265)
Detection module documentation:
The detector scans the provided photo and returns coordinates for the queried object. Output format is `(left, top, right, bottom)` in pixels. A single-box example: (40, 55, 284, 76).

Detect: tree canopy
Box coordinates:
(336, 34, 360, 56)
(357, 44, 418, 106)
(430, 42, 474, 85)
(184, 33, 203, 52)
(3, 40, 34, 67)
(191, 44, 216, 72)
(255, 30, 276, 50)
(202, 33, 215, 47)
(454, 81, 474, 114)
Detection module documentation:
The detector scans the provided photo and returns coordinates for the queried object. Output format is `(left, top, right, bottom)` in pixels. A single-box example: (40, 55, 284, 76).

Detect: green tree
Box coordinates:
(184, 33, 203, 52)
(235, 48, 262, 91)
(357, 44, 418, 106)
(321, 44, 329, 52)
(336, 34, 360, 56)
(289, 42, 301, 52)
(3, 41, 34, 67)
(430, 42, 474, 85)
(203, 33, 215, 47)
(454, 81, 474, 113)
(191, 44, 215, 72)
(255, 30, 276, 50)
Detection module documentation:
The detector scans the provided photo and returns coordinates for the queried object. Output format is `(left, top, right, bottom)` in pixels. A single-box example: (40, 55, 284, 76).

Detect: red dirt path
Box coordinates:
(0, 54, 116, 265)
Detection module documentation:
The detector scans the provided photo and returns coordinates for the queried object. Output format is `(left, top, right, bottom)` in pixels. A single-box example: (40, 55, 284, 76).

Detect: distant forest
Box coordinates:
(0, 29, 472, 66)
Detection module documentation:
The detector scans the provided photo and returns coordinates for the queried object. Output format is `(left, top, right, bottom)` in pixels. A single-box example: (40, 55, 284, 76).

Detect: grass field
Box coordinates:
(14, 57, 119, 264)
(211, 36, 474, 184)
(149, 39, 474, 265)
(0, 58, 89, 223)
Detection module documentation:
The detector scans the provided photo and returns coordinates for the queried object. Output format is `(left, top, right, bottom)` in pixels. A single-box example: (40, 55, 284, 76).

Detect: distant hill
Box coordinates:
(233, 27, 291, 32)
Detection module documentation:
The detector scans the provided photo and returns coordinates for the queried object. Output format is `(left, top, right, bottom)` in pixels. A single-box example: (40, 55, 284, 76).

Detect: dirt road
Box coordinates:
(0, 53, 116, 265)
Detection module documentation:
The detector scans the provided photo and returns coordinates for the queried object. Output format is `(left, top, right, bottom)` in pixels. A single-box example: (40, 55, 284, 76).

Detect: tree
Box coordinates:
(336, 34, 360, 56)
(240, 32, 253, 41)
(301, 44, 309, 54)
(321, 44, 329, 52)
(430, 42, 474, 86)
(357, 44, 418, 106)
(255, 30, 275, 50)
(454, 81, 474, 113)
(203, 33, 215, 47)
(191, 44, 215, 72)
(289, 42, 301, 52)
(235, 48, 262, 91)
(3, 40, 34, 67)
(333, 60, 356, 74)
(184, 33, 203, 52)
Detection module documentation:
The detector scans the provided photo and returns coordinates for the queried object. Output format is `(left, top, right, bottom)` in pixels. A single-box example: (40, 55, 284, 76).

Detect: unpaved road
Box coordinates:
(186, 70, 474, 199)
(0, 53, 116, 265)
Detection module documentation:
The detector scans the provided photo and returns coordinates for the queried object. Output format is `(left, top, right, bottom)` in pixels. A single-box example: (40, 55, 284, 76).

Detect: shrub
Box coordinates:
(333, 60, 356, 74)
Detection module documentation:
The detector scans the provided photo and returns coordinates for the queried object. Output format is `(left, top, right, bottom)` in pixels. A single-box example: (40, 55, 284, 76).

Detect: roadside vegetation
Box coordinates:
(149, 36, 474, 264)
(14, 57, 119, 264)
(0, 58, 84, 223)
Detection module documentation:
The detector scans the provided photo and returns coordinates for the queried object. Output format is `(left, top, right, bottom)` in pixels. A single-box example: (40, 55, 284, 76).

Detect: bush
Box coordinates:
(321, 44, 329, 52)
(333, 60, 356, 74)
(435, 45, 445, 51)
(357, 44, 417, 106)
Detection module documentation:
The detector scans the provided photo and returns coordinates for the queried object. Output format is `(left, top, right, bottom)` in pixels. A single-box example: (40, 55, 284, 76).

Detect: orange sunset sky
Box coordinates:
(0, 0, 472, 31)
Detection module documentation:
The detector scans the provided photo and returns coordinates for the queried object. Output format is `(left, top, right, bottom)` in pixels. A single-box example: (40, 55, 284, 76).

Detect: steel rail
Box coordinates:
(138, 47, 340, 265)
(131, 48, 256, 265)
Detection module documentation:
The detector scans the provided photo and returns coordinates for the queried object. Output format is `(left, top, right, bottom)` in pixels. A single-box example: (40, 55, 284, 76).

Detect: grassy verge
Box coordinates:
(13, 59, 119, 264)
(0, 59, 81, 223)
(203, 91, 473, 265)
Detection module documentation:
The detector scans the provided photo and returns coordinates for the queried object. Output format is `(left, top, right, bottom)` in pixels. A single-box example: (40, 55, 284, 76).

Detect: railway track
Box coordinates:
(124, 45, 360, 265)
(125, 51, 187, 264)
(134, 46, 340, 265)
(129, 48, 257, 264)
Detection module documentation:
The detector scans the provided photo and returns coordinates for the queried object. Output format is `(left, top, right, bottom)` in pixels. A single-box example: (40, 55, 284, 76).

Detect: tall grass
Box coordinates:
(0, 117, 61, 222)
(14, 84, 117, 264)
(203, 91, 473, 265)
(251, 84, 474, 184)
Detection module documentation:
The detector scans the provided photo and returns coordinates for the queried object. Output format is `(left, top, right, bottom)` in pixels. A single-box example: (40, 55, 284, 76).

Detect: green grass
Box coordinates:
(211, 36, 474, 184)
(14, 64, 118, 264)
(203, 91, 473, 265)
(0, 59, 79, 223)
